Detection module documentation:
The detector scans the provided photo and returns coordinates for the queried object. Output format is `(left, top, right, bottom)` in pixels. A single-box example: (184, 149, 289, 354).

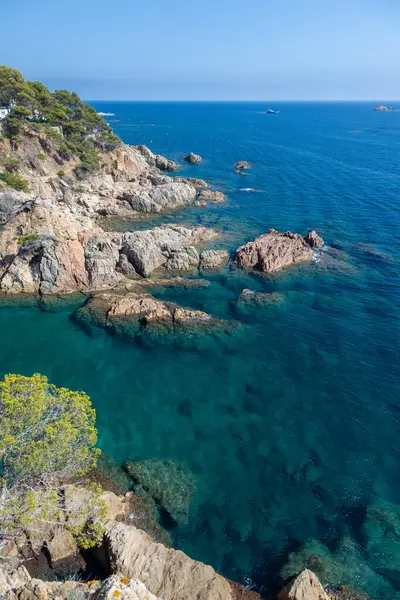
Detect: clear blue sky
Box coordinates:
(1, 0, 399, 100)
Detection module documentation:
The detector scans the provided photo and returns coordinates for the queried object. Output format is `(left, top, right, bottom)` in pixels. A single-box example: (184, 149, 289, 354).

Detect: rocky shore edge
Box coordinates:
(0, 483, 349, 600)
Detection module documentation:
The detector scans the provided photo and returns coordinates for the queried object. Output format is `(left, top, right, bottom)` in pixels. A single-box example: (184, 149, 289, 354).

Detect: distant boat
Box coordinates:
(266, 109, 280, 114)
(97, 112, 115, 117)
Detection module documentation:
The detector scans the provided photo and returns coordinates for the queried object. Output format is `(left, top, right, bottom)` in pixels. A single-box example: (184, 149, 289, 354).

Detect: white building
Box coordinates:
(0, 107, 10, 120)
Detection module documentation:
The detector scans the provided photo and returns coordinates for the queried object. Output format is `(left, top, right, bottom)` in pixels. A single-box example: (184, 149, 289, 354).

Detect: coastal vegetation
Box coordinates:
(0, 373, 104, 548)
(0, 170, 29, 192)
(0, 65, 121, 178)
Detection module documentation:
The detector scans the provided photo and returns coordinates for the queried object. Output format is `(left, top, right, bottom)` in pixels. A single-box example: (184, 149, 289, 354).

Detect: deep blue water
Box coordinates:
(2, 102, 400, 597)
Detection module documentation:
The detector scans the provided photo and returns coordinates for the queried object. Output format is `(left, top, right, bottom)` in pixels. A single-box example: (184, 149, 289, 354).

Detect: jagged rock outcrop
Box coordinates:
(304, 231, 325, 248)
(0, 213, 219, 293)
(173, 176, 209, 189)
(198, 189, 226, 203)
(184, 152, 202, 164)
(278, 569, 329, 600)
(105, 522, 260, 600)
(119, 224, 218, 277)
(0, 132, 225, 294)
(234, 229, 324, 273)
(134, 144, 180, 171)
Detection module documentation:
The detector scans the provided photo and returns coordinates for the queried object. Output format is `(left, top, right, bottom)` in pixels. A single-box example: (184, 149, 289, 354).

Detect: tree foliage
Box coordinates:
(0, 65, 120, 174)
(0, 373, 103, 546)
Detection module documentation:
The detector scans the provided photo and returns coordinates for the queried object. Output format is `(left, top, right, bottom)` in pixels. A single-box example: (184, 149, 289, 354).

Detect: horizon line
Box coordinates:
(85, 98, 399, 103)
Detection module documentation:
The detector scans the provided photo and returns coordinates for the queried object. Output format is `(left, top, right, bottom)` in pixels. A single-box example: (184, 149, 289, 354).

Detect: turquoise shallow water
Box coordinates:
(2, 102, 400, 596)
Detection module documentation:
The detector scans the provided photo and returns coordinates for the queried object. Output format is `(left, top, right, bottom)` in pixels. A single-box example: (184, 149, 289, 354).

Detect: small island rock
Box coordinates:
(184, 152, 202, 164)
(235, 229, 324, 273)
(235, 161, 250, 170)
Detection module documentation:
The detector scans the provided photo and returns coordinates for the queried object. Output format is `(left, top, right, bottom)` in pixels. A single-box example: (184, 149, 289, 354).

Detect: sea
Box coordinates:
(2, 101, 400, 597)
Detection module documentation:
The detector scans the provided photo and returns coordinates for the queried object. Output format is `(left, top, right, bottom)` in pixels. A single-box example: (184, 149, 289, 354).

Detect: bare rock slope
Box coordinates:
(0, 132, 224, 294)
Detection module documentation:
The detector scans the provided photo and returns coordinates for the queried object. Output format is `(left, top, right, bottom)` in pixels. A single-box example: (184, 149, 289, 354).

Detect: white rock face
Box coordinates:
(105, 522, 237, 600)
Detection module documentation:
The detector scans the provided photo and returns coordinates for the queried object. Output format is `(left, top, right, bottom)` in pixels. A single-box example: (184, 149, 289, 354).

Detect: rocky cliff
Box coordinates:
(0, 128, 224, 296)
(0, 484, 338, 600)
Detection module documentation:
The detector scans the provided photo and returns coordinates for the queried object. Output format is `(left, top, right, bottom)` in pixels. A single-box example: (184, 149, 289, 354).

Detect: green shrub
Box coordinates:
(0, 373, 102, 545)
(57, 169, 66, 177)
(1, 156, 20, 172)
(17, 233, 41, 245)
(0, 171, 29, 192)
(38, 152, 46, 160)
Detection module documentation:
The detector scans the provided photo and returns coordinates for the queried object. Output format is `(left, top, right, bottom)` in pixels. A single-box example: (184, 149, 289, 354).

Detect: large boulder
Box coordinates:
(278, 569, 329, 600)
(119, 224, 218, 277)
(125, 459, 196, 525)
(235, 229, 324, 273)
(104, 522, 261, 600)
(126, 181, 197, 213)
(184, 152, 202, 164)
(304, 231, 325, 248)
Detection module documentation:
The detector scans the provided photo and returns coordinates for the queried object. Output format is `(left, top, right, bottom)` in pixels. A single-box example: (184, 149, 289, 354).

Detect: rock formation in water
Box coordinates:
(197, 189, 226, 203)
(200, 249, 229, 269)
(235, 161, 250, 170)
(0, 131, 227, 294)
(184, 152, 202, 163)
(238, 289, 285, 306)
(234, 229, 324, 273)
(74, 290, 240, 346)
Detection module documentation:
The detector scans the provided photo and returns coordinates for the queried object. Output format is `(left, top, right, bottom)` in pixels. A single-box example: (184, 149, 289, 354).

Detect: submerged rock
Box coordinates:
(197, 189, 226, 203)
(184, 152, 202, 164)
(234, 229, 324, 273)
(238, 289, 285, 306)
(125, 459, 196, 525)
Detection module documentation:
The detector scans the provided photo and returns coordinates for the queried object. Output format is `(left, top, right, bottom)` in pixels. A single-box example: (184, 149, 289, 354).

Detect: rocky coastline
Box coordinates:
(0, 71, 368, 600)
